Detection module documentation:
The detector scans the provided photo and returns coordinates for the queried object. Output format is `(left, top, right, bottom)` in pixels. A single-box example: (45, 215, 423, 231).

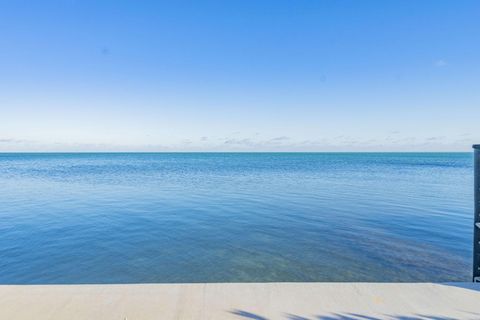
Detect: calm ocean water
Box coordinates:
(0, 153, 473, 283)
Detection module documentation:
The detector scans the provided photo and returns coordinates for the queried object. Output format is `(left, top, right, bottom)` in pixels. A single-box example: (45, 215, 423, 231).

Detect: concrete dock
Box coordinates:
(0, 282, 479, 319)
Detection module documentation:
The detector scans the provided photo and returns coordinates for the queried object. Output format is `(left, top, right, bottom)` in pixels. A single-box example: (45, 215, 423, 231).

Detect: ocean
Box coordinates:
(0, 152, 473, 283)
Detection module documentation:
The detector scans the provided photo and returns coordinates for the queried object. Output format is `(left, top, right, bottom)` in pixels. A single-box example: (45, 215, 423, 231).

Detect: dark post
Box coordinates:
(474, 145, 480, 282)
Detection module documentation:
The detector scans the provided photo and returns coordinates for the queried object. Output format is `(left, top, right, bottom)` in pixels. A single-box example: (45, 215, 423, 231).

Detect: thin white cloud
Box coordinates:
(223, 138, 254, 146)
(0, 138, 33, 144)
(434, 59, 448, 67)
(269, 136, 290, 142)
(425, 136, 446, 142)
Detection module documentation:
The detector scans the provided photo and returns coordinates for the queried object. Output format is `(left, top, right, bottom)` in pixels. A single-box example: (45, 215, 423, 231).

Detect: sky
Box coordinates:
(0, 0, 479, 152)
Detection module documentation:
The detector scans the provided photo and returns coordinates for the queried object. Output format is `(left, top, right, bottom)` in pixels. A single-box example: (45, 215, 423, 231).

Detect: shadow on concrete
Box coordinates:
(315, 313, 459, 320)
(229, 283, 480, 320)
(285, 313, 311, 320)
(230, 309, 268, 320)
(230, 310, 473, 320)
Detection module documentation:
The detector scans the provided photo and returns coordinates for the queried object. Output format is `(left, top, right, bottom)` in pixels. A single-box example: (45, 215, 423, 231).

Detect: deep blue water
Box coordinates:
(0, 153, 473, 283)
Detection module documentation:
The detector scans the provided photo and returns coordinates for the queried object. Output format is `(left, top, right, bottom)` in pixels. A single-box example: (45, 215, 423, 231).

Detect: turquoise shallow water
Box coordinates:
(0, 153, 473, 283)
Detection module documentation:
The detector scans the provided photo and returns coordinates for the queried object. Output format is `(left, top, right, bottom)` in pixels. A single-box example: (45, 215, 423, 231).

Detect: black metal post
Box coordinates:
(474, 144, 480, 282)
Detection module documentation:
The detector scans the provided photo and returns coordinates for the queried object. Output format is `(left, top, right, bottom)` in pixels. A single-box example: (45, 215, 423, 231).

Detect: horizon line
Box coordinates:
(0, 150, 474, 154)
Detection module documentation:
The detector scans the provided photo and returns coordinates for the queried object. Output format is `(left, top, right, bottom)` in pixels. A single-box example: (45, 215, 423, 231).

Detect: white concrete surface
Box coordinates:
(0, 282, 479, 320)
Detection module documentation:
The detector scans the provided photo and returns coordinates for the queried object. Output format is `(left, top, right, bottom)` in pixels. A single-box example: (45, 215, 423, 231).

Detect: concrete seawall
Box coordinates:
(0, 282, 479, 319)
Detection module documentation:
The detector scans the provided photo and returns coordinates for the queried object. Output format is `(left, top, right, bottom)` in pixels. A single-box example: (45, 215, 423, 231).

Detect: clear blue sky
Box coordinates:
(0, 0, 479, 151)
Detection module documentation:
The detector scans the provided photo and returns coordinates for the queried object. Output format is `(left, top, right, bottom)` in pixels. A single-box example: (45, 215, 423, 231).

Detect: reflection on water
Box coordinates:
(0, 153, 473, 283)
